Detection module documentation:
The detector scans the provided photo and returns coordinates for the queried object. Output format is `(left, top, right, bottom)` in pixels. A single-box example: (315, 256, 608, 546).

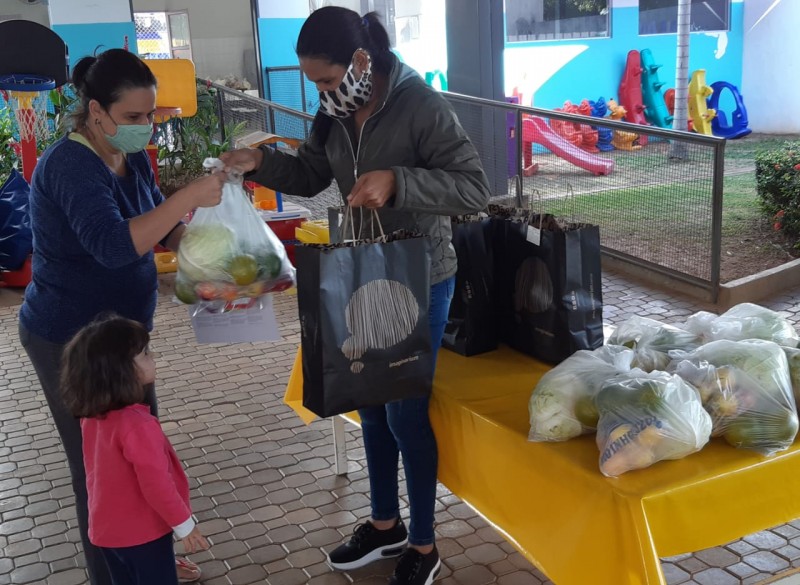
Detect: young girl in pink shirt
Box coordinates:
(61, 315, 209, 584)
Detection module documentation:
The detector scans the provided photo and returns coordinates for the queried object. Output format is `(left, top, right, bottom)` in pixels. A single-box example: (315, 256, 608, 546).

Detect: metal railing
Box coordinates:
(210, 81, 726, 300)
(444, 93, 726, 299)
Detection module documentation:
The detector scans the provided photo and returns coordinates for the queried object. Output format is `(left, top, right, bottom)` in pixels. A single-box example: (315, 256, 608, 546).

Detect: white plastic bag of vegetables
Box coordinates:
(176, 159, 295, 310)
(528, 345, 635, 442)
(607, 316, 703, 372)
(672, 339, 799, 455)
(595, 371, 712, 477)
(783, 346, 800, 407)
(684, 303, 799, 347)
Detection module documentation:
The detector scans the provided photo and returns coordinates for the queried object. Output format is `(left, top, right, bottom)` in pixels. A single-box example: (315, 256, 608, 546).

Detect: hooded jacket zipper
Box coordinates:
(338, 97, 389, 183)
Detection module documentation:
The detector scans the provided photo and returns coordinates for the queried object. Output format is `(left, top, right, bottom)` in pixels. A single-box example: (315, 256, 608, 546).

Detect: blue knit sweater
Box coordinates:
(19, 136, 167, 344)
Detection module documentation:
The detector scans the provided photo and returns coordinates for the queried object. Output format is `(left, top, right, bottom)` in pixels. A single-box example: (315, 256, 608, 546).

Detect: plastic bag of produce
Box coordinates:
(684, 303, 799, 347)
(607, 316, 702, 372)
(176, 159, 295, 310)
(672, 339, 798, 455)
(595, 371, 712, 477)
(528, 345, 634, 442)
(783, 346, 800, 407)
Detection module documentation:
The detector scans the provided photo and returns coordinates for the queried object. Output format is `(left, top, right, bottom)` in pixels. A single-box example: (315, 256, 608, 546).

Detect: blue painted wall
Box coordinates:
(53, 22, 138, 70)
(504, 2, 744, 110)
(257, 17, 305, 90)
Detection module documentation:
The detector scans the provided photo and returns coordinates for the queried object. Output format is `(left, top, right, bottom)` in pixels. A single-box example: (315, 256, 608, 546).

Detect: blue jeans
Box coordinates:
(358, 275, 455, 546)
(100, 532, 177, 585)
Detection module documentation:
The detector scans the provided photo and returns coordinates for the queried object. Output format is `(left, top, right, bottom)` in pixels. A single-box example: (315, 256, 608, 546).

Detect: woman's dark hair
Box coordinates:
(69, 48, 158, 129)
(60, 314, 150, 418)
(297, 7, 394, 145)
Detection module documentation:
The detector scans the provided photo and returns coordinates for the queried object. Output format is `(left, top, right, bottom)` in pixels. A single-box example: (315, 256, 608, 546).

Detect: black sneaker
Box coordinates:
(389, 546, 441, 585)
(327, 519, 408, 571)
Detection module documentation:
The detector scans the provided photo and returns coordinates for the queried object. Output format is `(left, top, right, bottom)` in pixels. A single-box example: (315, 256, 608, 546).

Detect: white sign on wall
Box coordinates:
(257, 0, 309, 19)
(49, 0, 132, 25)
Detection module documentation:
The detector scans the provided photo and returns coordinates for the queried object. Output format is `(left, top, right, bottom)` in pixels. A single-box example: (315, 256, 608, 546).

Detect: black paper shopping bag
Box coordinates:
(295, 231, 433, 418)
(490, 205, 603, 364)
(442, 215, 497, 356)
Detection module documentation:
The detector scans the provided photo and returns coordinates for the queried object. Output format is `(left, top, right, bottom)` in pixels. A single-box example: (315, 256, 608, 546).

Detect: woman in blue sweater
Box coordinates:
(17, 49, 225, 585)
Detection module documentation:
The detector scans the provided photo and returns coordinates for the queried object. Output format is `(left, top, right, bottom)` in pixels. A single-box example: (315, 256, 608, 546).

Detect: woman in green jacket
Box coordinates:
(221, 7, 490, 584)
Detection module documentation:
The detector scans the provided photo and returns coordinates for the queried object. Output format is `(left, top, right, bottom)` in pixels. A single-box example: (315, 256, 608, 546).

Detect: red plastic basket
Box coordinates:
(0, 254, 32, 288)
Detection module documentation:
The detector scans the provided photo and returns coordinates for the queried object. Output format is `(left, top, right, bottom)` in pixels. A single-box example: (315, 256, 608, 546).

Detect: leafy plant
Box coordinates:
(154, 82, 245, 196)
(47, 85, 79, 142)
(0, 106, 18, 185)
(755, 141, 800, 242)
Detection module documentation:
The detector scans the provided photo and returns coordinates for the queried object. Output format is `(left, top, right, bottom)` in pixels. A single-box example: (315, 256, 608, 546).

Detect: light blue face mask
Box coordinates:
(104, 114, 153, 154)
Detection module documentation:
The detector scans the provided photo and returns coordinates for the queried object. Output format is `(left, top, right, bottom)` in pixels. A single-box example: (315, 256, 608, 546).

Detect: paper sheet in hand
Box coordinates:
(190, 296, 280, 344)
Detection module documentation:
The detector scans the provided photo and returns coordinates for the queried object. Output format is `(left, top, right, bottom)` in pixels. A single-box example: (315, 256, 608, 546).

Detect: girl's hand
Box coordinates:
(220, 148, 263, 174)
(181, 526, 210, 554)
(347, 170, 396, 209)
(179, 173, 226, 208)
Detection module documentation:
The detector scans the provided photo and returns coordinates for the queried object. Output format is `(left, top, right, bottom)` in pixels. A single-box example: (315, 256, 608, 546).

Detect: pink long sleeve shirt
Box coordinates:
(81, 404, 194, 548)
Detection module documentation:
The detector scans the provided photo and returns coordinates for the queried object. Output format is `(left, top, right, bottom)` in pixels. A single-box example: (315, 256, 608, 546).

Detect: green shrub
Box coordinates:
(0, 107, 18, 185)
(755, 140, 800, 240)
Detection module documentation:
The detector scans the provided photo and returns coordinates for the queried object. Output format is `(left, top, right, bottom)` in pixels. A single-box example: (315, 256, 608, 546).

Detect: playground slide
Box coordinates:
(523, 117, 614, 176)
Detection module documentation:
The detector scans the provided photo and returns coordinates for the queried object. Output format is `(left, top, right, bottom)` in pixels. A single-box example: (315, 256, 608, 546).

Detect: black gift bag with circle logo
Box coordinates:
(442, 215, 498, 356)
(295, 230, 433, 418)
(489, 205, 603, 364)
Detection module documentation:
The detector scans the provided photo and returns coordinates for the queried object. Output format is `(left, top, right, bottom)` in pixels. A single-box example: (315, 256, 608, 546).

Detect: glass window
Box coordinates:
(505, 0, 610, 43)
(135, 12, 171, 59)
(168, 12, 191, 50)
(639, 0, 730, 35)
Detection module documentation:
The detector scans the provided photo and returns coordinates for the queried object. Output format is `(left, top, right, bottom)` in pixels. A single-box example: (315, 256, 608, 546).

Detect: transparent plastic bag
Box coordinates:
(176, 159, 295, 312)
(595, 371, 712, 477)
(783, 346, 800, 408)
(672, 339, 798, 455)
(683, 310, 717, 342)
(607, 315, 702, 372)
(528, 345, 634, 442)
(684, 303, 799, 347)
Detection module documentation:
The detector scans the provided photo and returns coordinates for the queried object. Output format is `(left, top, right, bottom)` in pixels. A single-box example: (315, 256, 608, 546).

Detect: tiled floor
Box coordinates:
(2, 268, 800, 585)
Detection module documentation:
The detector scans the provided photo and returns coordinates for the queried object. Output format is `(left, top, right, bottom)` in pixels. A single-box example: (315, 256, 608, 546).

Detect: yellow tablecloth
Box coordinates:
(283, 346, 800, 585)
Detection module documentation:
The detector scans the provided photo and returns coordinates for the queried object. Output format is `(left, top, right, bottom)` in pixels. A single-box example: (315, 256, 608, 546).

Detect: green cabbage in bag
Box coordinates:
(528, 345, 634, 442)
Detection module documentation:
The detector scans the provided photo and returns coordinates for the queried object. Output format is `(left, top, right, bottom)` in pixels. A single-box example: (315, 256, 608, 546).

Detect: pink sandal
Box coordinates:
(176, 557, 201, 583)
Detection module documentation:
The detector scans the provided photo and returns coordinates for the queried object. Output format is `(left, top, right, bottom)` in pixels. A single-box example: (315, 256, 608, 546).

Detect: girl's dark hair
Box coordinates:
(60, 314, 150, 418)
(70, 48, 158, 129)
(297, 7, 394, 146)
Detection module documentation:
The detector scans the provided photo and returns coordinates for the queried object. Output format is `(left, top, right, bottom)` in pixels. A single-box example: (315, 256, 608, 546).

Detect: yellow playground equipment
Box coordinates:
(607, 99, 641, 151)
(143, 59, 198, 273)
(688, 69, 716, 136)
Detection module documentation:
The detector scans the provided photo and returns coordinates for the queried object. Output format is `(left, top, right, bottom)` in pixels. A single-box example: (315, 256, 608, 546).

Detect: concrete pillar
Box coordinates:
(445, 0, 508, 196)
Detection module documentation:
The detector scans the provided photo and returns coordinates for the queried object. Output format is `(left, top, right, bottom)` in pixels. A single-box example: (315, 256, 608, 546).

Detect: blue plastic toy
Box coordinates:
(707, 81, 752, 139)
(589, 97, 615, 152)
(639, 49, 674, 129)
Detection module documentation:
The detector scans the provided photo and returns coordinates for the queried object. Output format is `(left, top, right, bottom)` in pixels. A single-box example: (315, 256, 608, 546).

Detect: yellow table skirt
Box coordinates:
(283, 345, 800, 585)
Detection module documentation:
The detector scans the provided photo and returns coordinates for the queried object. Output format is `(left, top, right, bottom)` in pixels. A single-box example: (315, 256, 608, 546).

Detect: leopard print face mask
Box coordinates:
(318, 52, 373, 119)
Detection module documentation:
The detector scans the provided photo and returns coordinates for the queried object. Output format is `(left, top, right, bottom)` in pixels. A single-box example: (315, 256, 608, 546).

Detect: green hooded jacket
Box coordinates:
(248, 57, 492, 285)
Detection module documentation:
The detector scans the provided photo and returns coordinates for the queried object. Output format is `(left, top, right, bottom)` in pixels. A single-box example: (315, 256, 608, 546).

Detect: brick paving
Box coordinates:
(1, 269, 800, 585)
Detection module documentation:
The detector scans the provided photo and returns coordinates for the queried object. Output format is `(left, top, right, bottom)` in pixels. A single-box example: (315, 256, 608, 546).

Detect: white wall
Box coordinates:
(49, 0, 131, 24)
(0, 3, 50, 26)
(133, 0, 257, 85)
(742, 0, 800, 133)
